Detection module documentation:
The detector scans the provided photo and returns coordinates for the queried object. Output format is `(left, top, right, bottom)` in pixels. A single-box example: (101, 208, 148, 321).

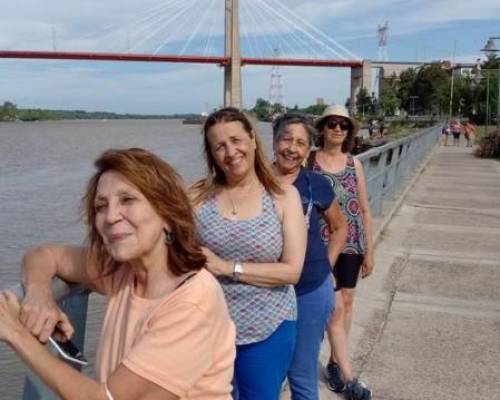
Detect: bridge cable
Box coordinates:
(127, 0, 188, 52)
(152, 0, 201, 55)
(129, 0, 196, 53)
(179, 0, 217, 55)
(257, 0, 346, 60)
(267, 0, 360, 59)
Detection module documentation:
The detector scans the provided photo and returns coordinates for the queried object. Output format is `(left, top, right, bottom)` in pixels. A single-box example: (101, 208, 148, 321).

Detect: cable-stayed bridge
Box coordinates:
(0, 0, 370, 108)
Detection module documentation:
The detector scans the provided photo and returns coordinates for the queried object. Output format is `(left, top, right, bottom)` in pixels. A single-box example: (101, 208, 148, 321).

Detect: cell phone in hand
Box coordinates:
(48, 336, 88, 366)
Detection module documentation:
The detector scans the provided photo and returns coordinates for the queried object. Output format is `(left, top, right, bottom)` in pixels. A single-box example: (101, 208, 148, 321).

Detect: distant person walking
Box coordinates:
(378, 120, 385, 137)
(441, 123, 450, 146)
(463, 122, 475, 147)
(307, 105, 373, 400)
(450, 119, 461, 146)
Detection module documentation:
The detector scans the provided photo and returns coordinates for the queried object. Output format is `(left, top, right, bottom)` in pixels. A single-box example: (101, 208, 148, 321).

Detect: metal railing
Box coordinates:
(11, 281, 89, 400)
(357, 125, 440, 216)
(11, 124, 440, 399)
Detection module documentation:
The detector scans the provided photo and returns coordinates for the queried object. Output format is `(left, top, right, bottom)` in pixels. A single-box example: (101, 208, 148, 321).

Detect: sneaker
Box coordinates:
(345, 379, 371, 400)
(324, 361, 345, 393)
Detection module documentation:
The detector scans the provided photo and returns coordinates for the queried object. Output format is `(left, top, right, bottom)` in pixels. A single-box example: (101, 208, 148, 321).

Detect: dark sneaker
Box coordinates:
(324, 361, 345, 393)
(345, 379, 371, 400)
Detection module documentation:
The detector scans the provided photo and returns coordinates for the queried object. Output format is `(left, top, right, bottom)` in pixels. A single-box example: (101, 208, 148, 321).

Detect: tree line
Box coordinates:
(357, 55, 499, 124)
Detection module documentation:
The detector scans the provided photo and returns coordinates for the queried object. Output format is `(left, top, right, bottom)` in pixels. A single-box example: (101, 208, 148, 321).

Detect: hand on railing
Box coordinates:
(20, 286, 74, 344)
(0, 290, 22, 345)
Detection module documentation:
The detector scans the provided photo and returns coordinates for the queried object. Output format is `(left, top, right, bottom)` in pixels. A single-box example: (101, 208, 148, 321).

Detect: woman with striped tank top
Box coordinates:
(189, 107, 307, 400)
(307, 105, 374, 400)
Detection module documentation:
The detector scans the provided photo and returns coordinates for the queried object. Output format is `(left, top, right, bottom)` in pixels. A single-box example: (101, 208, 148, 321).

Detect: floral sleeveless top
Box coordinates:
(309, 152, 366, 255)
(195, 190, 296, 345)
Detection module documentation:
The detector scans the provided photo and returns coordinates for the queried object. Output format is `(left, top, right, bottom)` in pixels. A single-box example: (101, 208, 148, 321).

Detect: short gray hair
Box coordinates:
(272, 113, 317, 149)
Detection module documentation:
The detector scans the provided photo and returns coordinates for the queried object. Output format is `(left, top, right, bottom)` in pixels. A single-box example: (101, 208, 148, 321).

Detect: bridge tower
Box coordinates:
(224, 0, 242, 108)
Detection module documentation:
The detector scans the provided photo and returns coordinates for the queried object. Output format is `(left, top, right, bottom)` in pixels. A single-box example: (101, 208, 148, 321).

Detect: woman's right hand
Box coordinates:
(20, 287, 74, 343)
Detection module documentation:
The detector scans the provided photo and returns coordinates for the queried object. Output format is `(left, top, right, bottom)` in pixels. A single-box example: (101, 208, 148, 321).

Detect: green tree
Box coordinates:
(0, 101, 18, 121)
(379, 74, 400, 116)
(413, 62, 450, 115)
(251, 98, 271, 120)
(355, 87, 372, 117)
(397, 68, 417, 112)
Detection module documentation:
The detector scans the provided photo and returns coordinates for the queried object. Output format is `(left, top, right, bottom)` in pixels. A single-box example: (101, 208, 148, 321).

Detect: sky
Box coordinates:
(0, 0, 499, 114)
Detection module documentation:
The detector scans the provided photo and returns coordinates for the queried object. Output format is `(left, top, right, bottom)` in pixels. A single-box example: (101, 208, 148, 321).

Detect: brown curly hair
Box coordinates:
(82, 148, 206, 277)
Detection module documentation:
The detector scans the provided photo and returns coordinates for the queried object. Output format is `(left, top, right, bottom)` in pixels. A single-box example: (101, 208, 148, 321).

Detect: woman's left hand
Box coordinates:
(201, 247, 232, 277)
(361, 253, 374, 279)
(0, 290, 23, 344)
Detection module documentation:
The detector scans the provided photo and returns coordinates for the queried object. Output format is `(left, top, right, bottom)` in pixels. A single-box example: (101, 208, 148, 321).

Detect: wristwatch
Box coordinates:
(233, 260, 244, 282)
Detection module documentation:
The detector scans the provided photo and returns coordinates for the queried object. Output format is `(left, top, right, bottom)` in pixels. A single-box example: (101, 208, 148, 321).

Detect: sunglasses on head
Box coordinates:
(325, 119, 350, 131)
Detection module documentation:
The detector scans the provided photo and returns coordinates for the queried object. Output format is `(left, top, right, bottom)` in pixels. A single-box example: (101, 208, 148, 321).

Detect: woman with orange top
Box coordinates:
(0, 148, 235, 400)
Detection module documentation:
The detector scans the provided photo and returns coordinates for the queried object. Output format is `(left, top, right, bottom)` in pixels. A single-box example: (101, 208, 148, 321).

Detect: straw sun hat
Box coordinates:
(314, 104, 360, 135)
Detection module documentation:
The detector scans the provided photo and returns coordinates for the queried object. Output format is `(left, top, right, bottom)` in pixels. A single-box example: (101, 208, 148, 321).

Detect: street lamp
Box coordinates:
(481, 37, 500, 130)
(409, 95, 418, 116)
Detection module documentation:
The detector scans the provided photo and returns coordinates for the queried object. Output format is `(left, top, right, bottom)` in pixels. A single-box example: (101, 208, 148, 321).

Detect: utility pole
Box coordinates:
(224, 0, 242, 108)
(448, 41, 457, 123)
(269, 48, 285, 112)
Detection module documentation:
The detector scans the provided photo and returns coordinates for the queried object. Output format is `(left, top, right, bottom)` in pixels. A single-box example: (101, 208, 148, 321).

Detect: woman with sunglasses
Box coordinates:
(190, 107, 306, 400)
(307, 105, 373, 400)
(271, 113, 347, 400)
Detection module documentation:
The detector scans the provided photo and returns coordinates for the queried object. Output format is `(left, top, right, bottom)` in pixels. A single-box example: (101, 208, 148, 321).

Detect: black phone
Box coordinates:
(48, 336, 88, 366)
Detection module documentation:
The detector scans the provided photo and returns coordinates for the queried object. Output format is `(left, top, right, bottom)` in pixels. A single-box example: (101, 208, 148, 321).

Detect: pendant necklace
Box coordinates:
(225, 180, 258, 216)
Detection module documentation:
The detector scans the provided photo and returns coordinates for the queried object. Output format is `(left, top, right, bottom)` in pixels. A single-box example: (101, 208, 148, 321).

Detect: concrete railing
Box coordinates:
(14, 125, 440, 399)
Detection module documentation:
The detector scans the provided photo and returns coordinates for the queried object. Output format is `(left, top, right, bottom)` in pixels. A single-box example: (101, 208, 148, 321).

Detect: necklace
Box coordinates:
(225, 180, 258, 216)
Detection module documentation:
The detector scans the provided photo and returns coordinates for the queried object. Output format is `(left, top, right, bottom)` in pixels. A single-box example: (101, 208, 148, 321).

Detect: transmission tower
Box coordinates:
(269, 48, 285, 110)
(377, 21, 389, 61)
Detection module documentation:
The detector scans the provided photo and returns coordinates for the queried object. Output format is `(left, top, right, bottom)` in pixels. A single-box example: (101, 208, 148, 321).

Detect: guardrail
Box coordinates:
(12, 125, 440, 399)
(11, 281, 89, 400)
(357, 125, 441, 216)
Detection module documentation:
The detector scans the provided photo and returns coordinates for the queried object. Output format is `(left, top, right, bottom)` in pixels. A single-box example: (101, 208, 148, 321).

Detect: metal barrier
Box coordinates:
(357, 125, 440, 216)
(12, 125, 440, 399)
(10, 281, 89, 400)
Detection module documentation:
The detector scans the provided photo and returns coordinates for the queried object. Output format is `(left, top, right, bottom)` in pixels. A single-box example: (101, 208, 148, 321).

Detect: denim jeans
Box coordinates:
(288, 278, 335, 400)
(233, 320, 296, 400)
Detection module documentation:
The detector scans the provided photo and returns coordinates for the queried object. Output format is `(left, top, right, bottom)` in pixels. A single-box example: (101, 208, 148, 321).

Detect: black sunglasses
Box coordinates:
(325, 119, 350, 131)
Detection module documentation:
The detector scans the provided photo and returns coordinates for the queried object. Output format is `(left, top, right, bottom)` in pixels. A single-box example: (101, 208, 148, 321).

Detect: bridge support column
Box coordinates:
(224, 0, 242, 108)
(350, 60, 371, 114)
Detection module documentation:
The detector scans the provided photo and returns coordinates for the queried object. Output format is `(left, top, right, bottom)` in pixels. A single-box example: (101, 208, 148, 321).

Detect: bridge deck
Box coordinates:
(287, 145, 500, 399)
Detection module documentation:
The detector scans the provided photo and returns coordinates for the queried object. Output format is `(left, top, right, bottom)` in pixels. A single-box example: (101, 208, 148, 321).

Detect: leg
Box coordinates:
(327, 291, 353, 382)
(339, 288, 355, 337)
(234, 320, 296, 400)
(288, 279, 334, 400)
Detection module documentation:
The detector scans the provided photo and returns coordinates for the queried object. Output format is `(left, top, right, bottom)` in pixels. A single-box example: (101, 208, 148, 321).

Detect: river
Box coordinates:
(0, 119, 274, 399)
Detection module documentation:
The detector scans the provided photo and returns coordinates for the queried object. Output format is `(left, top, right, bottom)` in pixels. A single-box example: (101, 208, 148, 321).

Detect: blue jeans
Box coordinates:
(233, 320, 296, 400)
(288, 278, 335, 400)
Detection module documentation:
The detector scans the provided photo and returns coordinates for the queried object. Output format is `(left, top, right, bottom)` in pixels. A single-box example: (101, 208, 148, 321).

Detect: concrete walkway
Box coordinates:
(284, 146, 500, 399)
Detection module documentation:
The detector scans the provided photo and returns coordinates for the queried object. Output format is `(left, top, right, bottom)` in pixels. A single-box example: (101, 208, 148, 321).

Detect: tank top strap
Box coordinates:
(261, 189, 276, 213)
(345, 153, 356, 170)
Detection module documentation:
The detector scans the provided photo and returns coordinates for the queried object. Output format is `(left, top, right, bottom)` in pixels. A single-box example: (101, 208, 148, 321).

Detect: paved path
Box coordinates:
(283, 146, 500, 399)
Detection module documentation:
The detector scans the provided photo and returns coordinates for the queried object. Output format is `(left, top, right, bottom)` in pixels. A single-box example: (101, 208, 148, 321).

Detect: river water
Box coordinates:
(0, 119, 273, 399)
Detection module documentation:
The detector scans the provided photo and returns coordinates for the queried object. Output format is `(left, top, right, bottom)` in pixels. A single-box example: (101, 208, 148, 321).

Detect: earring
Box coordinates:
(164, 228, 175, 246)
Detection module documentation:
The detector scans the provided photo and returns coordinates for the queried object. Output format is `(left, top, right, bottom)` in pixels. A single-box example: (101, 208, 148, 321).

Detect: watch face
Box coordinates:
(235, 262, 243, 274)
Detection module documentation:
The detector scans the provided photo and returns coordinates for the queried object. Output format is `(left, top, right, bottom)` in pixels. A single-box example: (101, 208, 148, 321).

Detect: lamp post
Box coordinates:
(481, 37, 500, 130)
(409, 95, 418, 116)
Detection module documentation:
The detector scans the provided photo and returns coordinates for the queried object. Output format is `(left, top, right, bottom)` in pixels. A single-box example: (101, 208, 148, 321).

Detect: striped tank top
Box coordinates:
(195, 190, 296, 345)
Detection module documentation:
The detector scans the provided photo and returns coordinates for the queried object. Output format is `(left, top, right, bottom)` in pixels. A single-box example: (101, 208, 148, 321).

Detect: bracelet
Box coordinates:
(233, 260, 244, 282)
(103, 383, 115, 400)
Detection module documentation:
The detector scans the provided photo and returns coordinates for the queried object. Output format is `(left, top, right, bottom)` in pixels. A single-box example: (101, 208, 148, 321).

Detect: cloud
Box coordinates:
(1, 0, 499, 113)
